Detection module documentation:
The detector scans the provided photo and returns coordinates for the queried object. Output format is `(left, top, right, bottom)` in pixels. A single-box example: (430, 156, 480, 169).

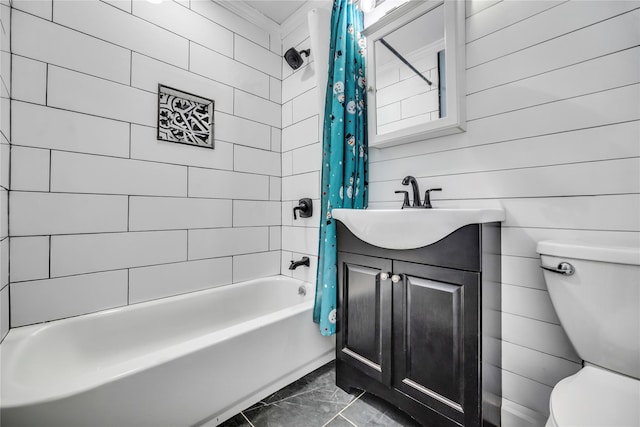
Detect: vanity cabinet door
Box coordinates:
(337, 252, 393, 385)
(391, 261, 480, 426)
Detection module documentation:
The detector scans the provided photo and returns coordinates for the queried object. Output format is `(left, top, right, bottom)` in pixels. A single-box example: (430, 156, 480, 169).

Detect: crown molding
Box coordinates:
(280, 0, 332, 38)
(216, 0, 281, 34)
(216, 0, 332, 39)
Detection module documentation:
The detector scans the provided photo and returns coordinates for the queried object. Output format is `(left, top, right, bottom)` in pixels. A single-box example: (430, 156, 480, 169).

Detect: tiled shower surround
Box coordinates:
(0, 1, 638, 426)
(0, 0, 9, 342)
(6, 0, 289, 326)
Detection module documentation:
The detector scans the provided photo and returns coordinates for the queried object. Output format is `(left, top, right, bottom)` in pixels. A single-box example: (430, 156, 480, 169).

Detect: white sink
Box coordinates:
(332, 208, 505, 250)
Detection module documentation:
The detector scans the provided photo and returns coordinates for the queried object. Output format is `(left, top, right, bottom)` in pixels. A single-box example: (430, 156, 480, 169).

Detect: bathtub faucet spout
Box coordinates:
(289, 257, 310, 270)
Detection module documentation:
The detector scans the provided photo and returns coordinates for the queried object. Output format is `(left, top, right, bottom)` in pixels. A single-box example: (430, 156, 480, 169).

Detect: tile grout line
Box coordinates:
(339, 413, 358, 427)
(254, 385, 328, 408)
(321, 390, 366, 427)
(240, 411, 255, 427)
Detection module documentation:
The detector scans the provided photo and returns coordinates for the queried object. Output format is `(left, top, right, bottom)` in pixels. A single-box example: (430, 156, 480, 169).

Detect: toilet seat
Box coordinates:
(547, 366, 640, 427)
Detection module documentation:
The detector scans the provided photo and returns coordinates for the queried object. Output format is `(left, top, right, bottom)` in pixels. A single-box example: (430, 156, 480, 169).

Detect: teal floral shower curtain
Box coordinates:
(313, 0, 368, 336)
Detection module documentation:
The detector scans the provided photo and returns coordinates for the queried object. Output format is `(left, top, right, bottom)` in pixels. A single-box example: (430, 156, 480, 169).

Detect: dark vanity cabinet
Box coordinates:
(335, 221, 501, 427)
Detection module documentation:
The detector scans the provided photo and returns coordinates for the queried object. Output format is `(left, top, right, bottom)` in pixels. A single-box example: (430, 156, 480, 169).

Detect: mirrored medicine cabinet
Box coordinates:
(363, 0, 466, 148)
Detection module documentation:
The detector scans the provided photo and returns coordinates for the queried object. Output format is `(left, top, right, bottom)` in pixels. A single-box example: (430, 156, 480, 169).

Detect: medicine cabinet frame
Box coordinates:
(363, 0, 466, 148)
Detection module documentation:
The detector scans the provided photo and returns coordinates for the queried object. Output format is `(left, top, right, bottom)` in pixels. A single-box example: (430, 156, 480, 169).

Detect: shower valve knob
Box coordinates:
(293, 198, 313, 220)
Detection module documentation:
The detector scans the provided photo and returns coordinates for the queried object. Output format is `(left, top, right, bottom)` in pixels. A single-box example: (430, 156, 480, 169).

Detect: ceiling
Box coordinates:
(242, 0, 330, 25)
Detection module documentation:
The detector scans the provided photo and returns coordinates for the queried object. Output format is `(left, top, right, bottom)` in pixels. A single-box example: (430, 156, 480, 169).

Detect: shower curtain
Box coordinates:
(313, 0, 368, 336)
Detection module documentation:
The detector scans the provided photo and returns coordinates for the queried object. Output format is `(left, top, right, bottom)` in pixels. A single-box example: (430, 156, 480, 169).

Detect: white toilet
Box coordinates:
(537, 240, 640, 427)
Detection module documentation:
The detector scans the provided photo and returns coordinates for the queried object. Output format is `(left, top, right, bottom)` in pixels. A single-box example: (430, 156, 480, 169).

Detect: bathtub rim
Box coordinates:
(1, 275, 316, 409)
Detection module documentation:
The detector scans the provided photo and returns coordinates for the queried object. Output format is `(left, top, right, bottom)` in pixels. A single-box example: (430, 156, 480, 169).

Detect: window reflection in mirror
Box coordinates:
(373, 3, 444, 136)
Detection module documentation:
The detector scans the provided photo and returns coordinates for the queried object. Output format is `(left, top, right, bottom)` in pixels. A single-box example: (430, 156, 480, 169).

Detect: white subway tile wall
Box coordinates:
(232, 251, 280, 283)
(190, 0, 271, 50)
(129, 197, 233, 231)
(233, 89, 281, 127)
(10, 236, 49, 282)
(7, 0, 282, 329)
(130, 124, 235, 170)
(13, 10, 131, 84)
(188, 168, 270, 200)
(271, 127, 282, 152)
(188, 227, 269, 261)
(10, 146, 50, 191)
(129, 257, 233, 304)
(0, 0, 9, 342)
(279, 18, 323, 285)
(368, 3, 639, 425)
(130, 53, 235, 113)
(11, 192, 129, 235)
(12, 101, 131, 157)
(234, 145, 282, 176)
(47, 65, 157, 126)
(216, 112, 271, 149)
(0, 51, 6, 98)
(12, 0, 51, 21)
(190, 42, 269, 98)
(234, 34, 281, 78)
(291, 86, 319, 123)
(233, 200, 281, 227)
(11, 270, 129, 326)
(10, 55, 46, 105)
(50, 230, 188, 278)
(282, 115, 319, 152)
(0, 141, 8, 187)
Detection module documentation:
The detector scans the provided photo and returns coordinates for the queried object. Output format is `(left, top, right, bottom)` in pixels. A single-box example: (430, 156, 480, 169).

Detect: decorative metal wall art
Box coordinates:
(157, 85, 214, 149)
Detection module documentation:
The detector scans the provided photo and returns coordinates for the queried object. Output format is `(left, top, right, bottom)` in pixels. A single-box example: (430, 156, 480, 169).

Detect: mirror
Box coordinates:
(363, 0, 465, 148)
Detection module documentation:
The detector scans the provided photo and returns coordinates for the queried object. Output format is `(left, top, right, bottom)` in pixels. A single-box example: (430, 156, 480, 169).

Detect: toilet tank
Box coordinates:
(537, 240, 640, 379)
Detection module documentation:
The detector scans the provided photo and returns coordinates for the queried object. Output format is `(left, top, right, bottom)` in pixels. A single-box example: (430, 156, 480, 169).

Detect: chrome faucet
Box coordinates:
(401, 176, 421, 207)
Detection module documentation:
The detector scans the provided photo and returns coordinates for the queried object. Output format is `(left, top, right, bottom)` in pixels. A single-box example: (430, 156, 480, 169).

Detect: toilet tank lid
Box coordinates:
(537, 240, 640, 266)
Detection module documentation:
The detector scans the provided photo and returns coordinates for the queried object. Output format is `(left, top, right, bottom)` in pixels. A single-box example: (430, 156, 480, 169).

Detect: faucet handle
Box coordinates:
(293, 198, 313, 220)
(395, 191, 410, 209)
(423, 188, 442, 208)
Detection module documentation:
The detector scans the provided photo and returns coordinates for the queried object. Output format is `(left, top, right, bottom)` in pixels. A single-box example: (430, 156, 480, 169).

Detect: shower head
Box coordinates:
(284, 48, 311, 70)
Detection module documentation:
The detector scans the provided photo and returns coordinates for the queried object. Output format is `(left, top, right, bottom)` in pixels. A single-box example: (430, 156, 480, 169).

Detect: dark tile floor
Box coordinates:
(218, 361, 422, 427)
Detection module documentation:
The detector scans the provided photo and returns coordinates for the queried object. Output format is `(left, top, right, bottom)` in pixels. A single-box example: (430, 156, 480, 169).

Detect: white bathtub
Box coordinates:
(0, 276, 335, 427)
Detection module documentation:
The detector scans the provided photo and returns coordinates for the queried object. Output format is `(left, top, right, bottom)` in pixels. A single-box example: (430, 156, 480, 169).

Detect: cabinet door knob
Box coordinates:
(380, 272, 390, 280)
(391, 274, 401, 283)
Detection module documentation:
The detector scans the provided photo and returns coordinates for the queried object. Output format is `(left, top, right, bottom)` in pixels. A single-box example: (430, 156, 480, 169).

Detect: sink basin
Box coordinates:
(332, 208, 505, 250)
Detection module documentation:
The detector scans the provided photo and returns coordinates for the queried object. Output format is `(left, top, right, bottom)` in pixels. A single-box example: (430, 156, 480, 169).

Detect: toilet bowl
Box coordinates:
(537, 240, 640, 427)
(546, 366, 639, 427)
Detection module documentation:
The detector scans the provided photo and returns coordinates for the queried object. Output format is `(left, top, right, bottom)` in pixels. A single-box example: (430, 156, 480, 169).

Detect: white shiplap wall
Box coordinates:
(0, 0, 10, 343)
(368, 1, 640, 425)
(8, 0, 283, 327)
